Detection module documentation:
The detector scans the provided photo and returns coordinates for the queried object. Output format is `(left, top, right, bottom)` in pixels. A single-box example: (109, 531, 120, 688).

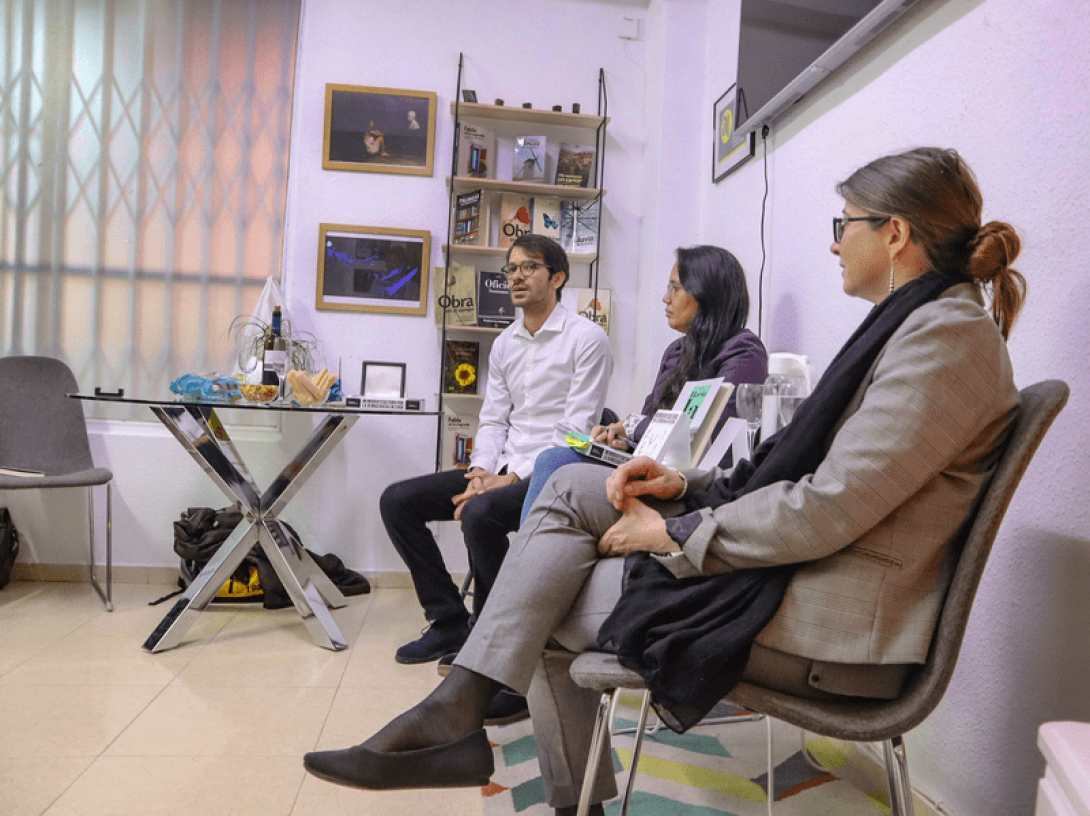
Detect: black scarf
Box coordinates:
(598, 271, 965, 732)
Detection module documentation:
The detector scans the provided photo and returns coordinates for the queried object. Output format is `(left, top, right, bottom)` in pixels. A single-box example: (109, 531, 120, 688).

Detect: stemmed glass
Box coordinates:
(735, 383, 764, 457)
(777, 377, 809, 427)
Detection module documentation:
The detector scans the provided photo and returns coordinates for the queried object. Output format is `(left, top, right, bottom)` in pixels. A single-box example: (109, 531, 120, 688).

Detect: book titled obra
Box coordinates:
(477, 269, 515, 328)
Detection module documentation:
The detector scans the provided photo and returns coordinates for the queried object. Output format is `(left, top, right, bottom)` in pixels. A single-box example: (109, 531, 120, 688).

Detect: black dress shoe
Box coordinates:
(484, 690, 529, 726)
(395, 622, 469, 664)
(303, 729, 494, 790)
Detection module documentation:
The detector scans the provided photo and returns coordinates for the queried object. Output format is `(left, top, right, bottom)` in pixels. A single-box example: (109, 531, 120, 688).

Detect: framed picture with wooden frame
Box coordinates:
(322, 84, 437, 176)
(316, 223, 431, 315)
(712, 84, 756, 182)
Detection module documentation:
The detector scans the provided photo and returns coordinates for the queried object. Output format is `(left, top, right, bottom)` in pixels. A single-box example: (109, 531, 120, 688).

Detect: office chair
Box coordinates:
(0, 356, 114, 610)
(570, 379, 1070, 816)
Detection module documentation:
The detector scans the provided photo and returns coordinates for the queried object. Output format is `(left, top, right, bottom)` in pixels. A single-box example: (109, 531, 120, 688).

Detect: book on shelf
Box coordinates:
(477, 269, 516, 328)
(572, 197, 600, 254)
(456, 121, 493, 178)
(555, 142, 595, 187)
(443, 339, 481, 395)
(498, 193, 533, 249)
(512, 135, 547, 181)
(433, 264, 477, 327)
(443, 410, 479, 470)
(0, 465, 44, 478)
(562, 287, 611, 335)
(451, 189, 489, 246)
(559, 199, 577, 252)
(531, 196, 561, 241)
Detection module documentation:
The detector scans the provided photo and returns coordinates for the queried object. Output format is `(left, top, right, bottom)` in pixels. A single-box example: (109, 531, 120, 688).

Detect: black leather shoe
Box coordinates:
(484, 690, 529, 726)
(395, 623, 469, 664)
(303, 729, 494, 790)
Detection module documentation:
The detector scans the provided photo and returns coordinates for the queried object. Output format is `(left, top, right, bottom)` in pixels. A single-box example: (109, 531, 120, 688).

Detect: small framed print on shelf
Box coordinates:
(322, 84, 437, 176)
(316, 223, 431, 315)
(361, 361, 406, 398)
(712, 84, 756, 182)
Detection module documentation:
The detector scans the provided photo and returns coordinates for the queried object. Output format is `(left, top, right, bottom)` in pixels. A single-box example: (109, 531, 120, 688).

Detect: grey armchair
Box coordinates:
(570, 379, 1070, 816)
(0, 356, 114, 610)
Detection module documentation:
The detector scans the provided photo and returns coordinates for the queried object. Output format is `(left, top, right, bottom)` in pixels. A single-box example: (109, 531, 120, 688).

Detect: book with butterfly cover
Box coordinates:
(498, 193, 533, 249)
(555, 143, 595, 187)
(531, 197, 561, 241)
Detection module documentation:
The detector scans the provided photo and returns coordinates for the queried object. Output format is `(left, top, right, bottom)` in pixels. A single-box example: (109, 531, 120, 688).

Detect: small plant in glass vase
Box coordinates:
(230, 313, 321, 396)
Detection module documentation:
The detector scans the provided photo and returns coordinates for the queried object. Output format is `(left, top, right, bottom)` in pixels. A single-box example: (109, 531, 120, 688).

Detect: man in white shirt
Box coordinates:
(380, 234, 612, 673)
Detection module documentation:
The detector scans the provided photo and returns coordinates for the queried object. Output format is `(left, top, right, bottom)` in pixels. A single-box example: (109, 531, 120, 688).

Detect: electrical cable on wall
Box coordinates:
(757, 125, 770, 339)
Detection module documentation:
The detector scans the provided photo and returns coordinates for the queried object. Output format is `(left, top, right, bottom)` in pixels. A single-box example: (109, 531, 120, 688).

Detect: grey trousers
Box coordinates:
(455, 463, 682, 808)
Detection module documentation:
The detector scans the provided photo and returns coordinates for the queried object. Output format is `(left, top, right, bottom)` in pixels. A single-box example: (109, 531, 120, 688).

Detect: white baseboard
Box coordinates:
(846, 740, 951, 816)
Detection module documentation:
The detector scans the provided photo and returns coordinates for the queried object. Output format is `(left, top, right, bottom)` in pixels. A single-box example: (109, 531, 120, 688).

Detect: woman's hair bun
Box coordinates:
(967, 221, 1021, 282)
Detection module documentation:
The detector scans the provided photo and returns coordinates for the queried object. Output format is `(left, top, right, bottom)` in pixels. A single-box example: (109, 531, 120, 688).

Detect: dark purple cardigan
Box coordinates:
(634, 329, 768, 442)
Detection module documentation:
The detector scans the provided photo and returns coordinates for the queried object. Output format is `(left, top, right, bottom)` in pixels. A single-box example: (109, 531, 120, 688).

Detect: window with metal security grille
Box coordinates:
(0, 0, 301, 420)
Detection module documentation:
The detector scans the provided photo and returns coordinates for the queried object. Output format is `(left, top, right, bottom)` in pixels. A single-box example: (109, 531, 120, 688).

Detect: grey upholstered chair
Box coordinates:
(570, 379, 1070, 816)
(0, 356, 114, 610)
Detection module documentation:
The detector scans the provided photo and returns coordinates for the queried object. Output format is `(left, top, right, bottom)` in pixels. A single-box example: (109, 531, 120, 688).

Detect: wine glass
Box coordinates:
(735, 383, 763, 456)
(777, 377, 809, 427)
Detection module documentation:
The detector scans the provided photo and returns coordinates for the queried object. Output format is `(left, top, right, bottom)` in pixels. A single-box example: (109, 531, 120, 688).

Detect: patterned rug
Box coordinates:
(481, 694, 893, 816)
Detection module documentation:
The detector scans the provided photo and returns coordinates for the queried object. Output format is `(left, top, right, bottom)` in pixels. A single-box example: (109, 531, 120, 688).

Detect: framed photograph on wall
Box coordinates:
(322, 84, 437, 176)
(316, 223, 431, 315)
(712, 84, 756, 182)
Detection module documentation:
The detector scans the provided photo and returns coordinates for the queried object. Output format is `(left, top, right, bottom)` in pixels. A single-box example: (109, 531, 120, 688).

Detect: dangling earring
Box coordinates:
(889, 262, 896, 294)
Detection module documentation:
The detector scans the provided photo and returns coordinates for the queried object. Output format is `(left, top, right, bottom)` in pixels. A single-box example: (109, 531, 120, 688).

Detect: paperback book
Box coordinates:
(443, 410, 479, 470)
(531, 197, 561, 241)
(443, 339, 480, 395)
(451, 189, 488, 246)
(456, 121, 493, 178)
(670, 378, 735, 466)
(512, 135, 547, 181)
(477, 269, 516, 328)
(572, 198, 600, 253)
(562, 287, 611, 335)
(498, 193, 533, 249)
(559, 199, 578, 252)
(555, 143, 595, 187)
(433, 264, 477, 327)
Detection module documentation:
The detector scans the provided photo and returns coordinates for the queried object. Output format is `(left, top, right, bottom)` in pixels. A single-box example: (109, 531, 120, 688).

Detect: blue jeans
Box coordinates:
(521, 446, 609, 523)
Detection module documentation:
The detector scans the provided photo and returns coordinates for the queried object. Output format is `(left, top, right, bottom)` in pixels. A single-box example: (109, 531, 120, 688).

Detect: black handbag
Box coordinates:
(0, 507, 20, 590)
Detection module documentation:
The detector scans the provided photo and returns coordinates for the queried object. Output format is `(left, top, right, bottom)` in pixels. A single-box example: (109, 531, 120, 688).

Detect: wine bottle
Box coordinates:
(262, 305, 288, 391)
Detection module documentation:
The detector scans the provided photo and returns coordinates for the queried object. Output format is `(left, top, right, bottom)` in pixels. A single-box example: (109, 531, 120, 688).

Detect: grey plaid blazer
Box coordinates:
(672, 283, 1019, 665)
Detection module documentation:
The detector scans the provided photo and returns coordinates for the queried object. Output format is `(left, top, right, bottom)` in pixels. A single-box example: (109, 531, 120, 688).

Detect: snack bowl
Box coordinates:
(287, 369, 332, 405)
(239, 383, 279, 404)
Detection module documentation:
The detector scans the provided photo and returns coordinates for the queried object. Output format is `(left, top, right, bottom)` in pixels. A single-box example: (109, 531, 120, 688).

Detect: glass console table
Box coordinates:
(74, 393, 438, 652)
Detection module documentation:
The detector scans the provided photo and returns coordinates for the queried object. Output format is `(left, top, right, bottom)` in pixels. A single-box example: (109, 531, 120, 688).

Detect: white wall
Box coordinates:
(688, 0, 1090, 814)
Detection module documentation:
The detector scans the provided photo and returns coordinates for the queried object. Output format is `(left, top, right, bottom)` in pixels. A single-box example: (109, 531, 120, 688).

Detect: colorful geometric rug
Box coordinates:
(482, 693, 893, 816)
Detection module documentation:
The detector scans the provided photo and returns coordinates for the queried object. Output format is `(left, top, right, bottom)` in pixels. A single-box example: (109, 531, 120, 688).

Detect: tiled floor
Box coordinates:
(0, 581, 485, 816)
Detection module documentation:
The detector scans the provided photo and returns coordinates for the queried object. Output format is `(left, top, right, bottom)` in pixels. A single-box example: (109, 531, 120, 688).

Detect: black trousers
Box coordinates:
(379, 468, 529, 628)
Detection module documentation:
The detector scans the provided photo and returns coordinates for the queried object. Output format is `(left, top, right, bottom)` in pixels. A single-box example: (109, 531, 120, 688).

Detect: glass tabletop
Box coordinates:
(71, 392, 439, 417)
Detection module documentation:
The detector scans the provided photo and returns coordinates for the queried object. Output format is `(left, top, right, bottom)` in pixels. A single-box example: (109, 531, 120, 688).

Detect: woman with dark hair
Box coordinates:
(304, 148, 1025, 816)
(520, 244, 768, 520)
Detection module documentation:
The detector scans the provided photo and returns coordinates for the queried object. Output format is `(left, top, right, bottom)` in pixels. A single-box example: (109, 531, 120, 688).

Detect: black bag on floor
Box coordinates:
(0, 507, 20, 590)
(171, 506, 370, 609)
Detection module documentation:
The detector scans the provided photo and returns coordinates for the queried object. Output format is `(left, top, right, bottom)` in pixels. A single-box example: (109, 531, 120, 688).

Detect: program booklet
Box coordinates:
(512, 135, 547, 181)
(555, 142, 595, 187)
(498, 193, 533, 249)
(433, 264, 477, 327)
(443, 339, 480, 395)
(476, 269, 515, 329)
(456, 122, 493, 178)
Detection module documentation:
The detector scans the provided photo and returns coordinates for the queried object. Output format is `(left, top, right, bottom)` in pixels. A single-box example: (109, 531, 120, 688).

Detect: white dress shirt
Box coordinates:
(471, 302, 612, 480)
